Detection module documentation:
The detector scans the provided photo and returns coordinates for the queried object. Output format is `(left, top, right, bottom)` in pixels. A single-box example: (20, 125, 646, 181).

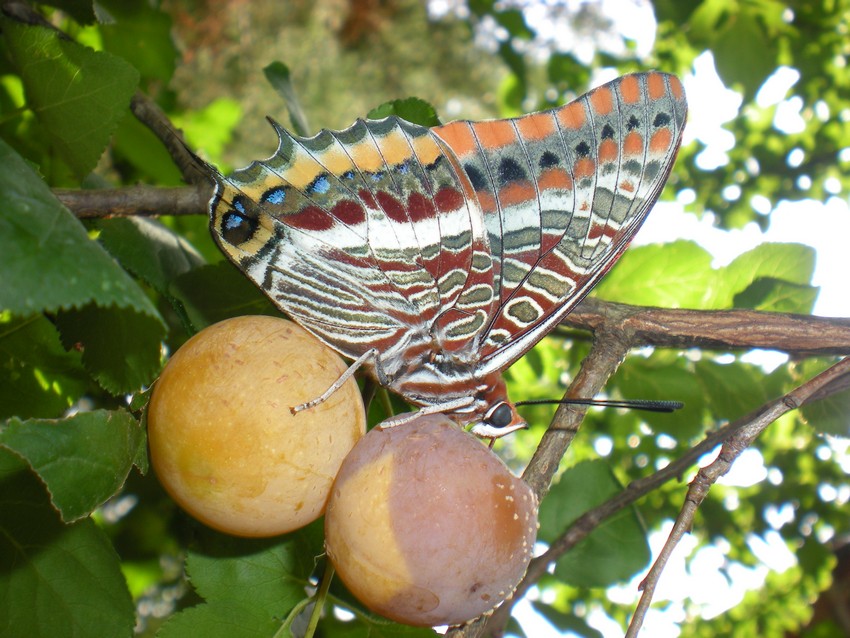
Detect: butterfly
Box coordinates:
(207, 71, 687, 438)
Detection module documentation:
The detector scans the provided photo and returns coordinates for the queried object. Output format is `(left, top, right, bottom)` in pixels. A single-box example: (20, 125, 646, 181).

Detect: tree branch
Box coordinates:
(480, 420, 739, 636)
(565, 297, 850, 355)
(522, 325, 634, 502)
(54, 186, 209, 218)
(446, 294, 849, 638)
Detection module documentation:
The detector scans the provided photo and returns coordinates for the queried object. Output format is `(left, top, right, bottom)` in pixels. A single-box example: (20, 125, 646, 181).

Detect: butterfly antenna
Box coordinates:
(515, 398, 684, 413)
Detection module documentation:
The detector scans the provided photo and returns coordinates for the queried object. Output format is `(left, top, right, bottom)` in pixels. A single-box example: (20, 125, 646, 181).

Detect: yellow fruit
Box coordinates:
(148, 315, 365, 537)
(325, 413, 537, 626)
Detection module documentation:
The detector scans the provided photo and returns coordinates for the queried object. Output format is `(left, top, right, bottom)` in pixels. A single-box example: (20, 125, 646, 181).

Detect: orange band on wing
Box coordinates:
(556, 101, 586, 130)
(647, 73, 667, 100)
(619, 75, 641, 104)
(433, 121, 477, 157)
(472, 120, 518, 150)
(589, 86, 614, 116)
(515, 113, 557, 141)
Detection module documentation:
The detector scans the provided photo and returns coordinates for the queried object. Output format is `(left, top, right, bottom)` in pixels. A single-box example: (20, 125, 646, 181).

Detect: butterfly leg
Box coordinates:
(377, 396, 478, 429)
(290, 348, 382, 415)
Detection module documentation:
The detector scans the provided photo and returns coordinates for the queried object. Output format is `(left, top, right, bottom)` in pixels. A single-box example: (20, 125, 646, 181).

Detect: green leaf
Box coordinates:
(170, 261, 280, 331)
(498, 72, 526, 116)
(0, 139, 163, 317)
(367, 97, 441, 127)
(0, 409, 145, 522)
(538, 459, 650, 587)
(721, 242, 815, 297)
(733, 278, 818, 313)
(97, 217, 206, 297)
(172, 98, 242, 163)
(98, 0, 178, 84)
(156, 601, 280, 638)
(494, 9, 534, 40)
(39, 0, 97, 24)
(263, 61, 311, 136)
(694, 360, 770, 421)
(712, 9, 777, 100)
(687, 0, 728, 44)
(0, 140, 166, 392)
(188, 531, 318, 609)
(722, 241, 818, 312)
(801, 384, 850, 438)
(2, 20, 139, 178)
(54, 303, 165, 394)
(159, 526, 324, 636)
(98, 216, 206, 335)
(111, 100, 185, 185)
(595, 241, 715, 308)
(0, 449, 135, 638)
(0, 314, 88, 420)
(614, 356, 707, 439)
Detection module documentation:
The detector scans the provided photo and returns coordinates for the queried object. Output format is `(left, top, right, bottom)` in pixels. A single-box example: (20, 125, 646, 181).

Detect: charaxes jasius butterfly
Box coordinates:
(207, 71, 687, 438)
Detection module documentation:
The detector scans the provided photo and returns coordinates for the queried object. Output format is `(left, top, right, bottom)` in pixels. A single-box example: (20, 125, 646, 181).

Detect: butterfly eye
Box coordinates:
(484, 402, 514, 430)
(221, 210, 258, 246)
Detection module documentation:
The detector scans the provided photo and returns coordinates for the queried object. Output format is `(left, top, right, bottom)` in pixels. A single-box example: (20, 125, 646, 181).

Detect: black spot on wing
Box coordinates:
(539, 151, 560, 169)
(654, 112, 671, 127)
(575, 141, 591, 157)
(498, 157, 527, 183)
(464, 163, 488, 191)
(221, 207, 258, 246)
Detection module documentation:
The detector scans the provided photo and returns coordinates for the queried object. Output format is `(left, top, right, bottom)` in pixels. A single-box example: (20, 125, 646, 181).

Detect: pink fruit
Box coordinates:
(325, 413, 537, 626)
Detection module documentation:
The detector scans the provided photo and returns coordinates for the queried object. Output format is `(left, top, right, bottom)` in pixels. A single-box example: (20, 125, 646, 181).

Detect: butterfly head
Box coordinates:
(467, 375, 527, 439)
(470, 400, 527, 439)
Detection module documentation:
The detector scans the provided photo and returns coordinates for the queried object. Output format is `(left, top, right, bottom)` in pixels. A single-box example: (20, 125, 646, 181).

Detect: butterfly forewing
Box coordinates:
(434, 72, 687, 373)
(209, 115, 496, 367)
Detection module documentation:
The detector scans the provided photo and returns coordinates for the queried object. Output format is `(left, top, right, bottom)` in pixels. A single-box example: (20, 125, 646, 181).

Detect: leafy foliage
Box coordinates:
(2, 19, 138, 179)
(0, 1, 847, 638)
(538, 460, 651, 587)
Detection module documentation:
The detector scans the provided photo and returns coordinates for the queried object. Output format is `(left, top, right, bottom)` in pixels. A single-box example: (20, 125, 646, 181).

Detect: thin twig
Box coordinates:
(481, 419, 737, 635)
(625, 356, 850, 637)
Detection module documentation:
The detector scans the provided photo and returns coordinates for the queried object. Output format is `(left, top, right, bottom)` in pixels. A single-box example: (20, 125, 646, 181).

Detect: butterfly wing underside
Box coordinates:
(433, 71, 687, 375)
(209, 71, 687, 406)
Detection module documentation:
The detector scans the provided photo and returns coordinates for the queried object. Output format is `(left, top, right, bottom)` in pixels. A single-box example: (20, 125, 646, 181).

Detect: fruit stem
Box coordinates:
(304, 561, 335, 638)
